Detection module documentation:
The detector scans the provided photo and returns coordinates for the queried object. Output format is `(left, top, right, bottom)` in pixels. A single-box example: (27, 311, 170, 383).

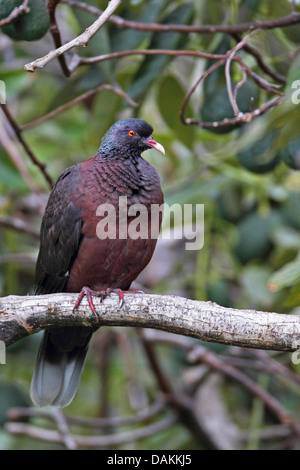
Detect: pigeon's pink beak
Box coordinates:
(147, 138, 165, 155)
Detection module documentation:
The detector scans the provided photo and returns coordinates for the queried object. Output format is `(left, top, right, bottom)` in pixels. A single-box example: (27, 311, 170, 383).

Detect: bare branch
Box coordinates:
(77, 48, 284, 96)
(51, 408, 77, 450)
(0, 253, 36, 265)
(225, 31, 260, 117)
(231, 32, 286, 84)
(179, 58, 225, 128)
(235, 60, 284, 95)
(142, 331, 299, 433)
(24, 0, 123, 73)
(78, 49, 229, 66)
(61, 0, 300, 35)
(5, 415, 176, 448)
(181, 96, 283, 129)
(1, 292, 300, 352)
(138, 328, 221, 447)
(180, 51, 284, 131)
(7, 396, 166, 428)
(48, 0, 72, 77)
(0, 216, 40, 239)
(0, 116, 41, 193)
(20, 85, 138, 131)
(188, 346, 296, 430)
(0, 104, 54, 189)
(233, 66, 248, 106)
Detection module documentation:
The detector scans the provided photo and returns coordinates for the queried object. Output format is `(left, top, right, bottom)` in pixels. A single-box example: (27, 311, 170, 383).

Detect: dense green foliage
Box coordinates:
(0, 0, 300, 450)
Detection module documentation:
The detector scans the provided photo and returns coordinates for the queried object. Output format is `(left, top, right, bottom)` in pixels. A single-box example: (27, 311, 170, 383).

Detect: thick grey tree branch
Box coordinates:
(0, 292, 299, 351)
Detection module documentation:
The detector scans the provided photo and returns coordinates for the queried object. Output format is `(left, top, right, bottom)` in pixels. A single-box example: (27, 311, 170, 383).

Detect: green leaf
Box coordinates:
(235, 210, 283, 264)
(200, 36, 260, 133)
(268, 253, 300, 292)
(285, 54, 300, 95)
(0, 67, 33, 100)
(127, 3, 195, 102)
(207, 279, 231, 307)
(283, 279, 300, 308)
(278, 135, 300, 170)
(237, 130, 281, 174)
(237, 0, 261, 22)
(241, 265, 277, 307)
(1, 0, 50, 42)
(201, 80, 260, 134)
(47, 66, 108, 113)
(272, 225, 300, 250)
(279, 192, 300, 230)
(110, 0, 169, 52)
(92, 89, 123, 141)
(0, 382, 30, 426)
(73, 6, 113, 79)
(0, 150, 27, 192)
(166, 174, 229, 206)
(158, 75, 194, 148)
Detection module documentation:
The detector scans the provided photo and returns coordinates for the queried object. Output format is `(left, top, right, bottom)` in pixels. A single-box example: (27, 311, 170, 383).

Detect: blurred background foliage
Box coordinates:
(0, 0, 300, 450)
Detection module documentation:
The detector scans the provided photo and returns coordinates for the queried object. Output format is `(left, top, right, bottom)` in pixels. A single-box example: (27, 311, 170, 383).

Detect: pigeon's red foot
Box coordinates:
(104, 288, 143, 307)
(73, 286, 104, 317)
(73, 286, 143, 317)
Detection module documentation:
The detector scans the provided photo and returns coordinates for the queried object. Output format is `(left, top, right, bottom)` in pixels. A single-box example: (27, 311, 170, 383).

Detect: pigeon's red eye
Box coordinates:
(128, 130, 135, 137)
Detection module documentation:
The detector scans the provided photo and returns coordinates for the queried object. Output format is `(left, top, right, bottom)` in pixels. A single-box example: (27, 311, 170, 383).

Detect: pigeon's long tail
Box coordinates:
(30, 326, 93, 408)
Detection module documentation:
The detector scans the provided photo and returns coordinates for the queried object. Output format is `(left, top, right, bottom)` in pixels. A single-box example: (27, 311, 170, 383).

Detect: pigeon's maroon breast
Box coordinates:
(66, 155, 164, 292)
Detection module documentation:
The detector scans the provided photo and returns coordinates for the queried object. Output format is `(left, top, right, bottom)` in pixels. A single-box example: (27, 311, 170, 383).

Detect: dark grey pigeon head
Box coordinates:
(99, 118, 165, 158)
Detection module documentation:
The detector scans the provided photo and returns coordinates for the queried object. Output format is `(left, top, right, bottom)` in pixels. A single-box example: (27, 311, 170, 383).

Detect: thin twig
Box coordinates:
(5, 415, 177, 448)
(7, 396, 166, 428)
(0, 104, 54, 189)
(225, 30, 261, 117)
(179, 53, 284, 129)
(0, 253, 36, 265)
(179, 58, 226, 124)
(20, 85, 138, 131)
(25, 0, 300, 73)
(24, 0, 123, 73)
(233, 66, 248, 106)
(48, 0, 73, 77)
(78, 48, 283, 97)
(231, 32, 286, 84)
(0, 216, 40, 239)
(116, 330, 148, 411)
(61, 0, 300, 35)
(51, 408, 77, 450)
(138, 328, 213, 447)
(0, 117, 40, 193)
(188, 346, 298, 434)
(241, 423, 300, 443)
(235, 59, 284, 95)
(182, 95, 283, 129)
(246, 349, 300, 387)
(78, 49, 229, 66)
(142, 331, 300, 438)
